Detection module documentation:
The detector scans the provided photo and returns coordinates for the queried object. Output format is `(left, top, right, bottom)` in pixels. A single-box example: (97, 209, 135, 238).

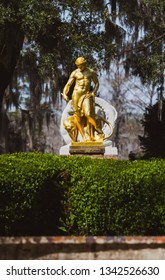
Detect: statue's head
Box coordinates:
(75, 57, 86, 71)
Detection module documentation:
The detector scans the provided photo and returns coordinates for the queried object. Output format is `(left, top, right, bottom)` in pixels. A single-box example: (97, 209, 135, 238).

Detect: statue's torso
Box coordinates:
(73, 68, 93, 94)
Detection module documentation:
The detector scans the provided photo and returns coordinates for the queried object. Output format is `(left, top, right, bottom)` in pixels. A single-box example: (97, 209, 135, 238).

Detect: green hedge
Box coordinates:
(0, 153, 69, 235)
(0, 152, 165, 235)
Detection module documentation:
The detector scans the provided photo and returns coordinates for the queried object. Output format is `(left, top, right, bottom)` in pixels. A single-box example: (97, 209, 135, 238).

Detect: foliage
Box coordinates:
(139, 99, 165, 158)
(1, 0, 165, 103)
(0, 0, 113, 153)
(4, 0, 161, 104)
(0, 152, 68, 235)
(64, 157, 165, 235)
(122, 0, 165, 85)
(0, 152, 165, 236)
(1, 1, 165, 155)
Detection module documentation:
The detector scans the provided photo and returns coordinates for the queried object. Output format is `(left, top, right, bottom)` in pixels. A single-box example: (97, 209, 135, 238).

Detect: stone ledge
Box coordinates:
(1, 236, 165, 245)
(0, 236, 165, 260)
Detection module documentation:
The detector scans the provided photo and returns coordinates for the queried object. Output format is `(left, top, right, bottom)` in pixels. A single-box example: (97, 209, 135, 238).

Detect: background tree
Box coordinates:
(0, 0, 109, 111)
(1, 0, 165, 156)
(139, 99, 165, 158)
(103, 0, 165, 158)
(101, 63, 144, 158)
(0, 0, 108, 153)
(1, 0, 165, 108)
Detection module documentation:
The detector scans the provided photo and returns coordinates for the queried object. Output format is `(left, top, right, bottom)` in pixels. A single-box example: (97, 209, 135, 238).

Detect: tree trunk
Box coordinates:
(0, 22, 24, 112)
(0, 111, 9, 154)
(0, 23, 24, 153)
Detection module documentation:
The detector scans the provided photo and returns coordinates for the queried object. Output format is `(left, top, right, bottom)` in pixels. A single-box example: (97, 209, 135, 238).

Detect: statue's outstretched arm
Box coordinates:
(62, 72, 75, 102)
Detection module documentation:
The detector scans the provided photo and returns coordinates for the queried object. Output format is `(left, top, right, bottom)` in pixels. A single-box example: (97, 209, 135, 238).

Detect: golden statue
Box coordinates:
(62, 57, 104, 142)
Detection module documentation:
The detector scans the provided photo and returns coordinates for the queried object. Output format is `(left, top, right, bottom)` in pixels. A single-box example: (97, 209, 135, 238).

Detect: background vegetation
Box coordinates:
(0, 152, 164, 236)
(0, 0, 165, 158)
(140, 99, 165, 158)
(0, 1, 165, 236)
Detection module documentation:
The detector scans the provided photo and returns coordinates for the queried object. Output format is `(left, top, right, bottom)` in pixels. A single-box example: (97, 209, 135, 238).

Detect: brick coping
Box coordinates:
(0, 236, 165, 245)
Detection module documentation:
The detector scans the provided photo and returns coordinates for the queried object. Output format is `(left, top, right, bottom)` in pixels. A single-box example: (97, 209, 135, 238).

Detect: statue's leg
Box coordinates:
(86, 122, 94, 140)
(87, 115, 103, 134)
(83, 96, 103, 136)
(68, 130, 76, 142)
(74, 113, 86, 141)
(73, 126, 78, 142)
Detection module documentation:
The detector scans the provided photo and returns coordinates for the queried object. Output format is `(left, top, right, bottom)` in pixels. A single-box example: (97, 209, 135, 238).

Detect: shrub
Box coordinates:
(0, 152, 69, 235)
(62, 158, 165, 235)
(0, 153, 165, 235)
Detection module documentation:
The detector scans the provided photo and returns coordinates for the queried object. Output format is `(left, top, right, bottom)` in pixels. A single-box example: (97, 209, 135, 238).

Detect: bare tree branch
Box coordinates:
(118, 32, 165, 56)
(144, 33, 165, 48)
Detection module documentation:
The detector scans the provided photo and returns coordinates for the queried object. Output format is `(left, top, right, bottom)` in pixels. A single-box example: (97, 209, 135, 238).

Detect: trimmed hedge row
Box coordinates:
(0, 152, 165, 235)
(0, 153, 68, 235)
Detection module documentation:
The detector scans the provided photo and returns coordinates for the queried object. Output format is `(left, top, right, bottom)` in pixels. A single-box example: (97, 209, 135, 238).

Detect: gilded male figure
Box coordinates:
(62, 57, 104, 141)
